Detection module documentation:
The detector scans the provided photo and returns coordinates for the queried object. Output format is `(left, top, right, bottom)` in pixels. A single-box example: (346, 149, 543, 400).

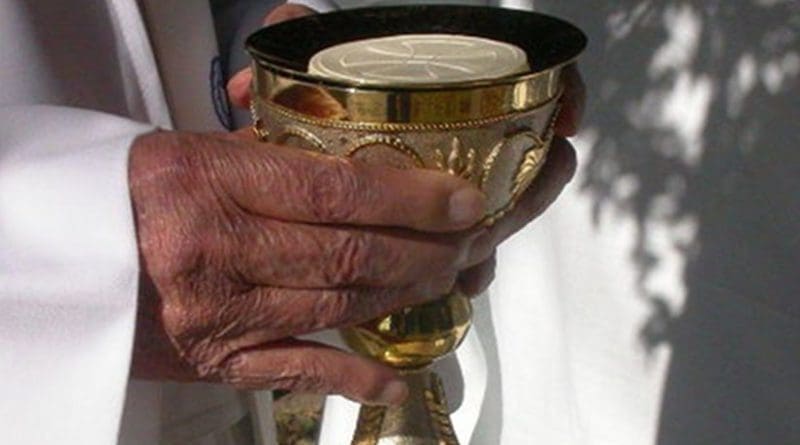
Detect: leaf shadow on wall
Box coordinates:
(542, 1, 800, 443)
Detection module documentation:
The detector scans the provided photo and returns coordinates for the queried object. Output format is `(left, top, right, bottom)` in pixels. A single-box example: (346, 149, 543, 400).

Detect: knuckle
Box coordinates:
(162, 302, 211, 351)
(220, 352, 254, 386)
(283, 353, 331, 393)
(169, 228, 212, 275)
(221, 350, 247, 375)
(314, 288, 398, 328)
(160, 300, 191, 333)
(312, 289, 362, 327)
(328, 231, 379, 285)
(307, 159, 363, 222)
(159, 286, 247, 376)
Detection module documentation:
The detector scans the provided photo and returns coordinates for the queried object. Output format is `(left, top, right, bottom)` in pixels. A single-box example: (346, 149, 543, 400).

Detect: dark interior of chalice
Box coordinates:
(247, 5, 586, 84)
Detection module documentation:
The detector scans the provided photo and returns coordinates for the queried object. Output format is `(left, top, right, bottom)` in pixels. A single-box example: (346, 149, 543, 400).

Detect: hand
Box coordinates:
(227, 3, 316, 108)
(129, 130, 486, 405)
(136, 1, 584, 406)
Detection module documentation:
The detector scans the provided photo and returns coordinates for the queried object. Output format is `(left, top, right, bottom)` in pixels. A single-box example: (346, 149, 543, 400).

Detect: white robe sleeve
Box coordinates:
(0, 105, 153, 445)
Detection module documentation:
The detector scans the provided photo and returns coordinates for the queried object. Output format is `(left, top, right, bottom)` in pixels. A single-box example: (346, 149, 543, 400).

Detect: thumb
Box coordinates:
(227, 4, 317, 109)
(264, 4, 316, 26)
(221, 339, 409, 406)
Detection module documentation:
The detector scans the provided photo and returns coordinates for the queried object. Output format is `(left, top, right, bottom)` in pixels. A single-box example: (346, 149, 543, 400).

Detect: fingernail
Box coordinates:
(449, 187, 486, 226)
(376, 380, 409, 406)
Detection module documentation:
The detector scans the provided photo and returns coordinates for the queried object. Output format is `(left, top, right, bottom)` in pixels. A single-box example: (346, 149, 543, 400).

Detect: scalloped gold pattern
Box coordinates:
(255, 99, 561, 227)
(275, 125, 328, 154)
(510, 102, 561, 200)
(347, 134, 425, 167)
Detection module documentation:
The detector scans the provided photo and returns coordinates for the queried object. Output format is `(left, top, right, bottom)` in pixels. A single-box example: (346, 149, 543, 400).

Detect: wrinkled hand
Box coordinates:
(226, 3, 587, 296)
(130, 2, 585, 406)
(129, 129, 488, 405)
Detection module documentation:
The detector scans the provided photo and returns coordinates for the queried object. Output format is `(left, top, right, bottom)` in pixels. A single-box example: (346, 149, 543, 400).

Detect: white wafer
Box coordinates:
(308, 34, 529, 85)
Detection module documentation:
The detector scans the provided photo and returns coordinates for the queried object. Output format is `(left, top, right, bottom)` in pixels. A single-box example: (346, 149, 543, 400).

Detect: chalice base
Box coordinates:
(351, 368, 458, 445)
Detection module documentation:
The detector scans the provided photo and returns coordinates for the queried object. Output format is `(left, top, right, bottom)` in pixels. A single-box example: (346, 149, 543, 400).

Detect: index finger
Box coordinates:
(212, 139, 487, 232)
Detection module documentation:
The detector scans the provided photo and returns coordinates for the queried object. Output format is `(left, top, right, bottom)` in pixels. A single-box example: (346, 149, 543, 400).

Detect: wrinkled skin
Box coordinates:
(130, 2, 585, 407)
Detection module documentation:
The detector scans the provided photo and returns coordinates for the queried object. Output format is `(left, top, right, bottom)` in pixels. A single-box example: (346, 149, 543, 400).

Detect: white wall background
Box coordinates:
(530, 1, 800, 444)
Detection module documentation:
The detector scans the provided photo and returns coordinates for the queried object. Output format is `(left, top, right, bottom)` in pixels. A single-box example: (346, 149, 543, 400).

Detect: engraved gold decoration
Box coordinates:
(275, 125, 329, 154)
(246, 6, 586, 444)
(251, 102, 270, 142)
(510, 103, 561, 201)
(348, 135, 425, 168)
(479, 139, 505, 188)
(510, 132, 549, 201)
(252, 96, 562, 225)
(351, 370, 460, 445)
(435, 138, 478, 182)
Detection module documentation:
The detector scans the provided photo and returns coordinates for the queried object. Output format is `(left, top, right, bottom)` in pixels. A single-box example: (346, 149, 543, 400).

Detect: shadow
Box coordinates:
(469, 294, 503, 445)
(537, 1, 800, 443)
(17, 1, 131, 117)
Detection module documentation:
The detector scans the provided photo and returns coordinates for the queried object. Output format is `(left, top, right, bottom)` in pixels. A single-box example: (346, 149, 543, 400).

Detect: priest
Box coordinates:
(0, 1, 583, 444)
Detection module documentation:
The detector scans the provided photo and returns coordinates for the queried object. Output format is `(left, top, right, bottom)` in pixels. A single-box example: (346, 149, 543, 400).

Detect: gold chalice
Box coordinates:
(247, 6, 586, 444)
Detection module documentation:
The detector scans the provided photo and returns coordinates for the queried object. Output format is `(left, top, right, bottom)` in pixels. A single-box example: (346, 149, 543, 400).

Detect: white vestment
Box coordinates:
(2, 0, 798, 444)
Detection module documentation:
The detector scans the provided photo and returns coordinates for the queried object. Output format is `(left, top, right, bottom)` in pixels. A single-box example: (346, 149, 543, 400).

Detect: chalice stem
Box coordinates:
(351, 368, 459, 445)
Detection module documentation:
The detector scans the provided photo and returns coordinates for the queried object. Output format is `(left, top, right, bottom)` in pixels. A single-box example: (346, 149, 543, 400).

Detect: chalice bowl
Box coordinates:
(247, 6, 586, 444)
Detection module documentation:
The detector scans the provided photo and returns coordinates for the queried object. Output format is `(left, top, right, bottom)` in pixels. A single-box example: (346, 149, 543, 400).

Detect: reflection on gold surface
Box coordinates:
(271, 84, 348, 120)
(342, 292, 472, 369)
(253, 61, 565, 124)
